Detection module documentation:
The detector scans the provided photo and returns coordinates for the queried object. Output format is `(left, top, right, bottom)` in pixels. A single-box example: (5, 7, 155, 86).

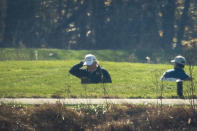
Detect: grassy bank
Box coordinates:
(1, 60, 196, 98)
(0, 103, 197, 131)
(0, 48, 176, 63)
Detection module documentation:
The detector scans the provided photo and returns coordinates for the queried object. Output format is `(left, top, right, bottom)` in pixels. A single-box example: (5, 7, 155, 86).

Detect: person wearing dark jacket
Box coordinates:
(69, 54, 112, 84)
(161, 55, 192, 98)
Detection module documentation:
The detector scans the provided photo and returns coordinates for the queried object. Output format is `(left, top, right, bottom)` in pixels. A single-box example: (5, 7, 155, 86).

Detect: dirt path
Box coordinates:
(0, 98, 197, 105)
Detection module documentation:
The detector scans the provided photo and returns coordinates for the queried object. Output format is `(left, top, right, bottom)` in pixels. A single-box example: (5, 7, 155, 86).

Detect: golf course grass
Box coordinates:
(1, 60, 196, 98)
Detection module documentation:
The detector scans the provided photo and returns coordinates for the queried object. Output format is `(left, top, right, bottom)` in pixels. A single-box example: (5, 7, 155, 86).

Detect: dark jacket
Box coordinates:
(161, 67, 189, 81)
(69, 62, 112, 84)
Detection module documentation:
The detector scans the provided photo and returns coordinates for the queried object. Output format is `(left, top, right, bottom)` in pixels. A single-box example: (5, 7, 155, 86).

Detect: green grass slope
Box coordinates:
(0, 48, 131, 61)
(0, 48, 175, 63)
(0, 60, 196, 98)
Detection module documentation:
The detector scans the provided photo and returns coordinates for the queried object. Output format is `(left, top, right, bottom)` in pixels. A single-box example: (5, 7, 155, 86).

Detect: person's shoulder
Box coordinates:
(162, 69, 175, 77)
(97, 67, 110, 74)
(100, 67, 109, 72)
(165, 69, 175, 73)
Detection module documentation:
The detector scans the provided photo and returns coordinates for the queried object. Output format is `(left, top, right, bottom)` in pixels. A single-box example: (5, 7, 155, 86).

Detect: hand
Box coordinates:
(80, 61, 84, 65)
(186, 77, 193, 81)
(97, 65, 101, 70)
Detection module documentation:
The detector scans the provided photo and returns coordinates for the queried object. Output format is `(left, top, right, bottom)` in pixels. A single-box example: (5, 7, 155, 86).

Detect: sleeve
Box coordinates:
(160, 71, 176, 81)
(180, 72, 190, 80)
(160, 72, 177, 81)
(69, 61, 85, 78)
(160, 72, 166, 81)
(102, 69, 112, 83)
(160, 69, 189, 81)
(160, 71, 177, 81)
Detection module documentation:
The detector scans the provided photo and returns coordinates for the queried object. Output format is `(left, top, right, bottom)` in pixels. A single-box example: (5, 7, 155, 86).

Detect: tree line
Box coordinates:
(0, 0, 197, 51)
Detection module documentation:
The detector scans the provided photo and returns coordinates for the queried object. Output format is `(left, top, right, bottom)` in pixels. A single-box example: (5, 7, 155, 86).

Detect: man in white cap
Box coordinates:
(69, 54, 112, 84)
(161, 55, 192, 98)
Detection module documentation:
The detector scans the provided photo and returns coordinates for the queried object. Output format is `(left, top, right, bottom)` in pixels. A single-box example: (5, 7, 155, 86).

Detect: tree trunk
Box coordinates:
(0, 0, 7, 46)
(176, 0, 191, 50)
(161, 0, 176, 49)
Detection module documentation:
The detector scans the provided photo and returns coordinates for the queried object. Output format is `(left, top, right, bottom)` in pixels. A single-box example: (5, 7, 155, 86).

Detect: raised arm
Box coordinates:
(69, 61, 84, 78)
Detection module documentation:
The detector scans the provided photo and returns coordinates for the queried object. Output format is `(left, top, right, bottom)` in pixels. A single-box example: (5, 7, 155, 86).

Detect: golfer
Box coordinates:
(161, 55, 192, 98)
(69, 54, 112, 84)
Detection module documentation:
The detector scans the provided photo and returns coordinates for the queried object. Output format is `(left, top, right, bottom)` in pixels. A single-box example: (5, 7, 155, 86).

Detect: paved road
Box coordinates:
(0, 98, 197, 105)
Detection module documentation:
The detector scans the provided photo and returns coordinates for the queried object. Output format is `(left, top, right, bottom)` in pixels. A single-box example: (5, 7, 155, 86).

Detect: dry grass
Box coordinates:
(0, 103, 197, 131)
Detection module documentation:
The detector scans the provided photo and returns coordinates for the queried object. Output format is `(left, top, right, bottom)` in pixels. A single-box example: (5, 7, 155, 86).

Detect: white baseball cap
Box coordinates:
(171, 55, 186, 65)
(83, 54, 97, 66)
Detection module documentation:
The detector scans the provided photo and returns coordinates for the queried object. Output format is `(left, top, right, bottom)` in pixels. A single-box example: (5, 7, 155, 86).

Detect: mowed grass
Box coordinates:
(0, 60, 196, 98)
(0, 48, 175, 63)
(0, 48, 132, 61)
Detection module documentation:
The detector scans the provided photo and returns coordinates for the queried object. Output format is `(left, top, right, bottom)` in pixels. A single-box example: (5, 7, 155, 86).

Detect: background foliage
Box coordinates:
(0, 0, 197, 51)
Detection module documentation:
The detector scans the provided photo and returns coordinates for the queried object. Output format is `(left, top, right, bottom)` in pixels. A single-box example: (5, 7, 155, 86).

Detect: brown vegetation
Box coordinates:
(0, 103, 197, 131)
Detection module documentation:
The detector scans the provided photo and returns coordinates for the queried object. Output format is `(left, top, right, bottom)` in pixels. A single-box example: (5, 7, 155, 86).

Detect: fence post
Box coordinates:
(177, 81, 183, 98)
(35, 50, 38, 60)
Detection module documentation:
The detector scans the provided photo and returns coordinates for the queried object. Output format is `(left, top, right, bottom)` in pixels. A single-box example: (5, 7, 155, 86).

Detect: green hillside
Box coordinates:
(0, 48, 175, 63)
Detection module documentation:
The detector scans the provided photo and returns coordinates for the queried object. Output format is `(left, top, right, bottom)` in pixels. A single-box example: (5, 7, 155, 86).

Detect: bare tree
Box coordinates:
(0, 0, 7, 45)
(177, 0, 191, 49)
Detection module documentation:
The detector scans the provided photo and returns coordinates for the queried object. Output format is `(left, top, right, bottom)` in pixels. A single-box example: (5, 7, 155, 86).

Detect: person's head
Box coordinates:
(83, 54, 98, 71)
(171, 55, 186, 69)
